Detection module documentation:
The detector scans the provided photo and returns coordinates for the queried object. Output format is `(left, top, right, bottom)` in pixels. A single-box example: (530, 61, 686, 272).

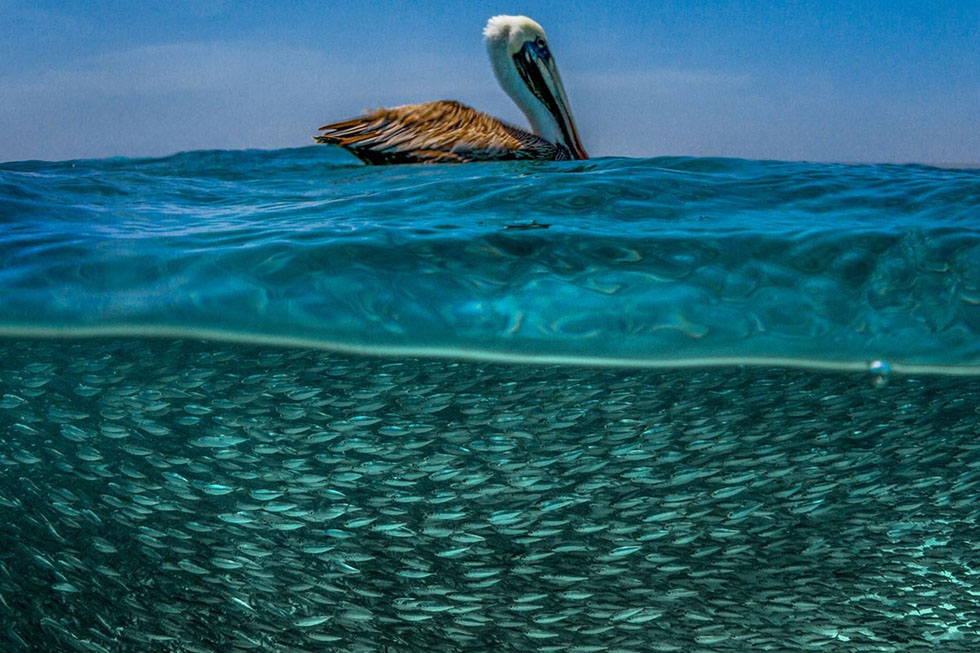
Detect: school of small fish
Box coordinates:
(1, 337, 979, 651)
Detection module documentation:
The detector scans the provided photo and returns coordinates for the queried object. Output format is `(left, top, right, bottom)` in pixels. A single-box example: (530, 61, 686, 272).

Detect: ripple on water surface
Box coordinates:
(1, 147, 979, 371)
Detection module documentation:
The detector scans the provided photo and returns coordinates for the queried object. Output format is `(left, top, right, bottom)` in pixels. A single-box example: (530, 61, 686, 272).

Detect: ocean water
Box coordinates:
(1, 148, 979, 651)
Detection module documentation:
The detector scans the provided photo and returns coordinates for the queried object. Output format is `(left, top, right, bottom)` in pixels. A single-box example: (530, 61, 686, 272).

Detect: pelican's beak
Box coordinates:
(513, 41, 588, 160)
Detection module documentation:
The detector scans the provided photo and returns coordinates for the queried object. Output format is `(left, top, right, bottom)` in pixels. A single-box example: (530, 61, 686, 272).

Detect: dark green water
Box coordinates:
(2, 337, 979, 651)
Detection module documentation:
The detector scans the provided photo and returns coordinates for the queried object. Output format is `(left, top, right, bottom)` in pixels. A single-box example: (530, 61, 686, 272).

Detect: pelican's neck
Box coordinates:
(486, 40, 564, 145)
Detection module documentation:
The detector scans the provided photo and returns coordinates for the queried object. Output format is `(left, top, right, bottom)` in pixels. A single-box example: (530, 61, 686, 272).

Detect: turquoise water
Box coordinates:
(2, 147, 979, 370)
(2, 149, 980, 651)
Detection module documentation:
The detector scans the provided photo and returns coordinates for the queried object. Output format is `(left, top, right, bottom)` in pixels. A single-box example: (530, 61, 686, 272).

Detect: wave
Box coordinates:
(2, 147, 979, 373)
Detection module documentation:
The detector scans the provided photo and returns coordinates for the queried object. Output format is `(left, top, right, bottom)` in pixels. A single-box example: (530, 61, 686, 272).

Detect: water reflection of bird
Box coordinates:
(315, 15, 587, 164)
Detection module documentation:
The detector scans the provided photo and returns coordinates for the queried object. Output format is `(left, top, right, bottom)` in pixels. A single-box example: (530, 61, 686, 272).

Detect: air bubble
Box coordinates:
(868, 360, 891, 387)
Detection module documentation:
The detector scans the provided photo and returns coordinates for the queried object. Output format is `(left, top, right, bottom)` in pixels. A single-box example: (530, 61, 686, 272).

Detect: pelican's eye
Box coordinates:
(533, 37, 551, 60)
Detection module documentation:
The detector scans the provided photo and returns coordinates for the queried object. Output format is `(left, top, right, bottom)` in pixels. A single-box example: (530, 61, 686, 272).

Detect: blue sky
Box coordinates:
(1, 0, 978, 163)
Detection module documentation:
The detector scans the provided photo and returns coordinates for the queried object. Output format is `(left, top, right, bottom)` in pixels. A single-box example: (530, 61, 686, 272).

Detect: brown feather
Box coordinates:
(315, 100, 566, 164)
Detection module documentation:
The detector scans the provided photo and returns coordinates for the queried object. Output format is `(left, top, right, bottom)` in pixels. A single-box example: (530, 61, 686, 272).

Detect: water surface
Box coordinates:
(2, 148, 978, 370)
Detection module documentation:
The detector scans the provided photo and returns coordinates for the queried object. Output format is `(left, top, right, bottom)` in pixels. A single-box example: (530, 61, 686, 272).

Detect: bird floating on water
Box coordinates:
(315, 15, 587, 164)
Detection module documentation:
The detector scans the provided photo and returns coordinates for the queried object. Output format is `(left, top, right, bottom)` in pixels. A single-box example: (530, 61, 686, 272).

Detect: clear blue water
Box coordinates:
(2, 149, 980, 651)
(2, 147, 978, 370)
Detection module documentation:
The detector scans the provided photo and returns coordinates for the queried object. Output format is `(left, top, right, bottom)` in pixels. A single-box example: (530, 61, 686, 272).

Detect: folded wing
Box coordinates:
(315, 100, 564, 164)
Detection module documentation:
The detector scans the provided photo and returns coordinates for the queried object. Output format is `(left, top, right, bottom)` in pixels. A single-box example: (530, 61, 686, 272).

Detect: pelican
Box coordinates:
(315, 15, 587, 164)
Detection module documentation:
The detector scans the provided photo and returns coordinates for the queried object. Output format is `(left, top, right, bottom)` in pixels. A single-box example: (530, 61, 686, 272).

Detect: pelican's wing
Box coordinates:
(315, 100, 561, 164)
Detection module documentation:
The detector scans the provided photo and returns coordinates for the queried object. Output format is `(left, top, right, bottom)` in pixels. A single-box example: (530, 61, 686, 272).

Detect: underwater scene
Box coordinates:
(2, 148, 980, 651)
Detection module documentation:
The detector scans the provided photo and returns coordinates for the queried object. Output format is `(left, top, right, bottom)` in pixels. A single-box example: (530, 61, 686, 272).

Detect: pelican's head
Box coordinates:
(484, 15, 588, 159)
